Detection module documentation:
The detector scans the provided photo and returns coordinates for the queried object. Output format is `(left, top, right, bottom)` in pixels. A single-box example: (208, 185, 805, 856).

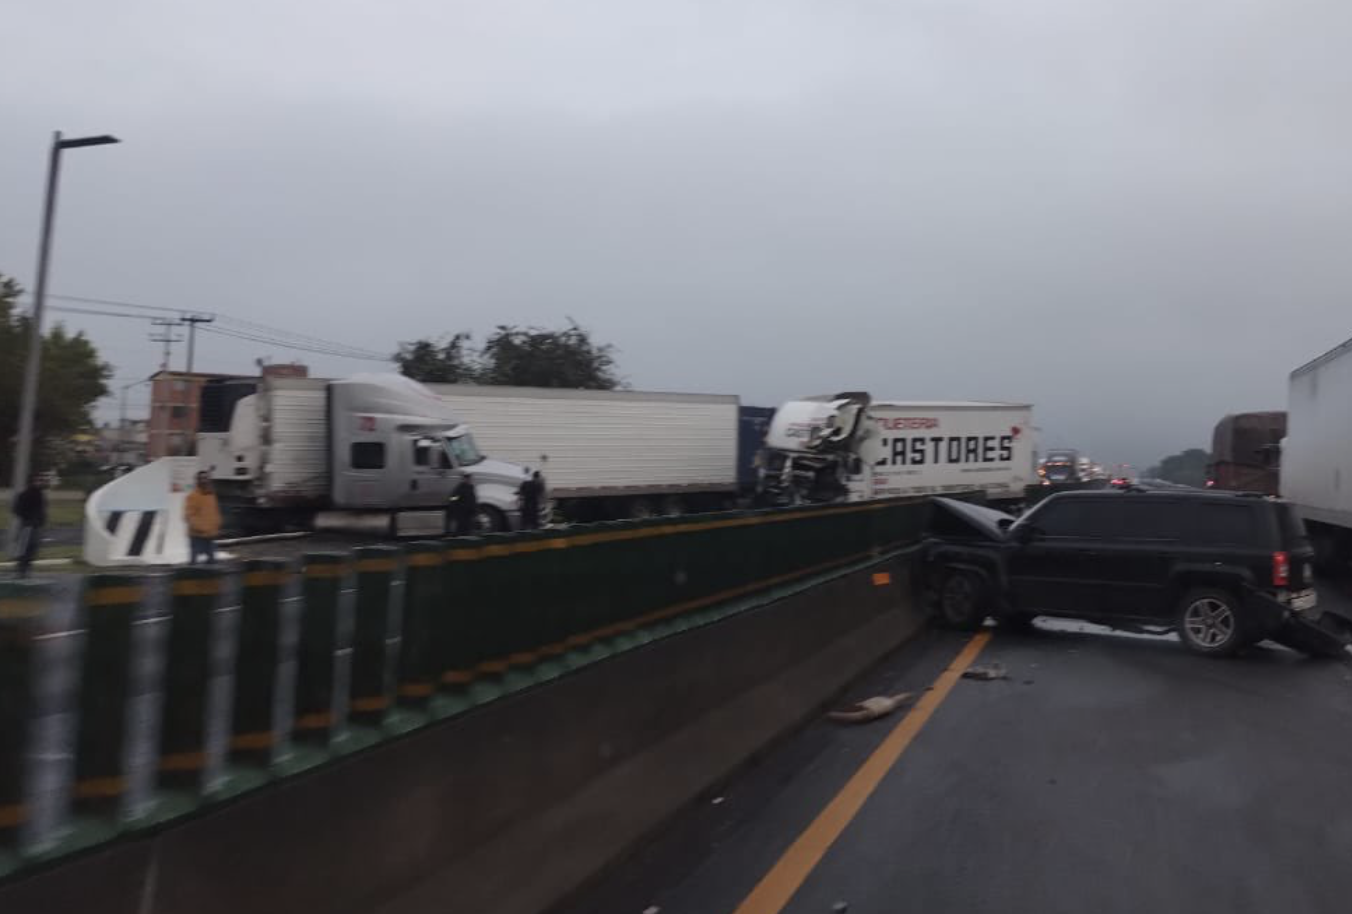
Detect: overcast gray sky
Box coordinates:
(4, 0, 1352, 469)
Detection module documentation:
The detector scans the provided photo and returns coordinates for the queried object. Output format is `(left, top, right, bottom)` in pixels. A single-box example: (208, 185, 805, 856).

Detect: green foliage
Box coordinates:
(0, 274, 112, 478)
(396, 320, 621, 390)
(393, 332, 478, 384)
(1147, 448, 1210, 487)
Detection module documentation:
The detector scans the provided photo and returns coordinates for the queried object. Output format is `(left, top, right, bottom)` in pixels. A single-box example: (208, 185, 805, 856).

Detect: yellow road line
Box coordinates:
(731, 629, 992, 914)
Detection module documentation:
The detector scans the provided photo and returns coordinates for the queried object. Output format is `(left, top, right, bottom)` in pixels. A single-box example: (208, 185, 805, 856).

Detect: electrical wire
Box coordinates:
(37, 293, 391, 361)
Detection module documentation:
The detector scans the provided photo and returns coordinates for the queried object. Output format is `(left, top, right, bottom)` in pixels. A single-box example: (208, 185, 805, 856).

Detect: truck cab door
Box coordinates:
(403, 436, 458, 507)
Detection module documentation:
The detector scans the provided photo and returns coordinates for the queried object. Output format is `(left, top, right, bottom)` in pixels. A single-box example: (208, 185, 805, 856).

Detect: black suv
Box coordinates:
(925, 489, 1346, 657)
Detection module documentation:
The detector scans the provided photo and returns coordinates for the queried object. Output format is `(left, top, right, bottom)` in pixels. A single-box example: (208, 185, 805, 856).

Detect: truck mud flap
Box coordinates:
(1270, 615, 1352, 659)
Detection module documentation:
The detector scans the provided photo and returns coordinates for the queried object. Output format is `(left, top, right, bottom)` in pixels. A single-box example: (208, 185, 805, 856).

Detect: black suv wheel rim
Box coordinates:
(1184, 597, 1235, 648)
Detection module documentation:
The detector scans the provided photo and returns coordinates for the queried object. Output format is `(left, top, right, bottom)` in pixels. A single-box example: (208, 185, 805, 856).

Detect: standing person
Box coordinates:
(449, 473, 478, 535)
(517, 470, 545, 530)
(12, 473, 48, 579)
(184, 471, 222, 564)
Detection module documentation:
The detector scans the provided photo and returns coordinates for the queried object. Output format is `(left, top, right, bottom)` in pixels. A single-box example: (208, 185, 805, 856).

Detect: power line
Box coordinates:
(42, 292, 390, 360)
(43, 301, 391, 363)
(198, 324, 392, 362)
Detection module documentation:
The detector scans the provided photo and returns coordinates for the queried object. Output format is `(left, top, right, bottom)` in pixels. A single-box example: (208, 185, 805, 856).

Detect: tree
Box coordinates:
(0, 274, 112, 479)
(1147, 448, 1210, 487)
(393, 332, 478, 383)
(396, 320, 622, 390)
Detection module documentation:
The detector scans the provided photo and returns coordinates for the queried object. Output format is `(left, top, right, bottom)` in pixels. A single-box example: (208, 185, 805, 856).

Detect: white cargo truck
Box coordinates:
(198, 373, 530, 535)
(425, 384, 744, 520)
(1281, 337, 1352, 564)
(759, 393, 1036, 508)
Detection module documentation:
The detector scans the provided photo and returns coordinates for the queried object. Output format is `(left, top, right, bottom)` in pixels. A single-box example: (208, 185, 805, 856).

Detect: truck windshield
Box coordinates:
(445, 434, 485, 466)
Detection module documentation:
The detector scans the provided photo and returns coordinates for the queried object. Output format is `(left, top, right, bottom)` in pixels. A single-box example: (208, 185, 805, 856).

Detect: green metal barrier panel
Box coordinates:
(0, 494, 937, 877)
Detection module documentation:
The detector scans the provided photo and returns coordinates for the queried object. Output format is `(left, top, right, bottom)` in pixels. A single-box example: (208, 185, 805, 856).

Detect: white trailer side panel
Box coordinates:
(1283, 341, 1352, 529)
(260, 377, 330, 501)
(426, 385, 739, 497)
(861, 402, 1035, 500)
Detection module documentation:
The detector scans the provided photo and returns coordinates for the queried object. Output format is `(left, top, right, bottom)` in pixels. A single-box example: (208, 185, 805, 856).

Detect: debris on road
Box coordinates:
(827, 693, 915, 724)
(832, 902, 849, 912)
(643, 906, 661, 914)
(962, 661, 1008, 681)
(711, 796, 725, 805)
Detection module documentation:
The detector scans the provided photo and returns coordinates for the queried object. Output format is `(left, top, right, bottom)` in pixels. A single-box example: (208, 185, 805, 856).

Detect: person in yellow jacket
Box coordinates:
(184, 471, 223, 564)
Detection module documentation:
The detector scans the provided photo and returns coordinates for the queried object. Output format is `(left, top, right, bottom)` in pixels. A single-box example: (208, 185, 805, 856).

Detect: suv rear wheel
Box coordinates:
(938, 569, 988, 630)
(1176, 587, 1246, 657)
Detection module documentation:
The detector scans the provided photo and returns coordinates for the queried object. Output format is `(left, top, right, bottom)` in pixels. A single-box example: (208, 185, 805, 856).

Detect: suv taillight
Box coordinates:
(1273, 551, 1290, 587)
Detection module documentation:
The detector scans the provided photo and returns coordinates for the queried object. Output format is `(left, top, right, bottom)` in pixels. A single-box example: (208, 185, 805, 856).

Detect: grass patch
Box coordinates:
(46, 498, 86, 528)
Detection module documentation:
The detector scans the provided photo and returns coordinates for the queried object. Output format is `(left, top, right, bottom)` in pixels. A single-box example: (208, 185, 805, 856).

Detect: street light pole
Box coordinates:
(10, 130, 119, 494)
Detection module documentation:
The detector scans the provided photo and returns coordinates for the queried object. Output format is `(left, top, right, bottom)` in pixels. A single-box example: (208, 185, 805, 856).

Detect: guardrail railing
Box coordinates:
(0, 496, 928, 877)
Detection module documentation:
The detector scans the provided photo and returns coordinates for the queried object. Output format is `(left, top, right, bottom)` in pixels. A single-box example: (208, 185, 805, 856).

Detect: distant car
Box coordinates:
(923, 490, 1349, 657)
(1109, 477, 1132, 488)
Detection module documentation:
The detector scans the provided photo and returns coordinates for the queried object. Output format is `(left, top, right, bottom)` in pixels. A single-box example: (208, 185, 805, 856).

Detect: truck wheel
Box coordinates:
(1176, 587, 1245, 657)
(938, 570, 988, 630)
(474, 505, 507, 534)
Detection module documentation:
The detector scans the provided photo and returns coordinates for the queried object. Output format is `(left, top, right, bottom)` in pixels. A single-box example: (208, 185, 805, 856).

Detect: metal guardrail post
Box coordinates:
(467, 535, 512, 703)
(230, 559, 290, 768)
(395, 542, 443, 715)
(434, 537, 483, 715)
(350, 546, 400, 726)
(159, 566, 221, 793)
(294, 553, 349, 749)
(68, 573, 142, 817)
(0, 582, 53, 852)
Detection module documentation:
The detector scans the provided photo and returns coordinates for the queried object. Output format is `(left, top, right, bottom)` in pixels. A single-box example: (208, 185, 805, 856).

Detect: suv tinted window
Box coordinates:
(1029, 498, 1184, 540)
(1078, 499, 1182, 539)
(1027, 500, 1083, 536)
(1188, 503, 1265, 546)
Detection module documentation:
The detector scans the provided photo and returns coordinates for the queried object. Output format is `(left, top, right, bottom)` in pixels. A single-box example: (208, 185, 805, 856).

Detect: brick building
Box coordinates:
(147, 363, 308, 458)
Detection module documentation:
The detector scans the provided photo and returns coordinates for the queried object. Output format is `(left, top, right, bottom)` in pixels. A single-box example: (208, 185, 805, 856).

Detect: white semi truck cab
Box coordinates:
(199, 373, 531, 535)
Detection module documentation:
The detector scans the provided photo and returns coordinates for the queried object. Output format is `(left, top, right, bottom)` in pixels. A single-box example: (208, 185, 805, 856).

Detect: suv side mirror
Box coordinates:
(997, 517, 1014, 532)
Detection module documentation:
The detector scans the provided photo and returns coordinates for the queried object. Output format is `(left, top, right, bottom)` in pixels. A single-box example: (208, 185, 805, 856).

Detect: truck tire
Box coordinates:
(1176, 587, 1246, 657)
(937, 570, 988, 630)
(475, 505, 507, 534)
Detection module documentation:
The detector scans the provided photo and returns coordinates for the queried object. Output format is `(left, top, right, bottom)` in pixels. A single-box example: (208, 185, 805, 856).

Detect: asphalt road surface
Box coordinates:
(556, 598, 1352, 914)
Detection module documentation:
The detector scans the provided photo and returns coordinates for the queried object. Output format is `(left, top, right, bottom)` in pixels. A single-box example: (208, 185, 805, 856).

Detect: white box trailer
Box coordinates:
(761, 394, 1036, 506)
(1282, 338, 1352, 562)
(425, 384, 742, 518)
(863, 401, 1037, 502)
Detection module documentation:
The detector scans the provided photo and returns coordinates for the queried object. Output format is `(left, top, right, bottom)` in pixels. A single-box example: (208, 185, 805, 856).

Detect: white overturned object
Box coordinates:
(83, 457, 199, 566)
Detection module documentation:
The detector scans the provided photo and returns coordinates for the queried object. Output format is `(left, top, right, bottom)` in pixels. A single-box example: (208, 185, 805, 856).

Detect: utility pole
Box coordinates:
(179, 315, 214, 457)
(180, 314, 214, 375)
(149, 319, 183, 370)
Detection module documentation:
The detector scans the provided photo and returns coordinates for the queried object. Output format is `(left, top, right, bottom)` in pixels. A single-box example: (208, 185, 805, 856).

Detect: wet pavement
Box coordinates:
(555, 590, 1352, 914)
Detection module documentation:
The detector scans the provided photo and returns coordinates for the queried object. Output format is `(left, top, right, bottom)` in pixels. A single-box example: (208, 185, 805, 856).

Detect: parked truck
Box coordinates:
(197, 373, 531, 535)
(757, 393, 1036, 508)
(1208, 411, 1285, 495)
(426, 384, 770, 521)
(200, 374, 775, 530)
(1282, 338, 1352, 564)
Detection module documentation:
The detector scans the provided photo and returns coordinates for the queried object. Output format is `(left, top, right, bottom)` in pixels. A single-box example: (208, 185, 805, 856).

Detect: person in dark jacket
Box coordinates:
(12, 474, 48, 579)
(517, 470, 545, 530)
(448, 473, 478, 535)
